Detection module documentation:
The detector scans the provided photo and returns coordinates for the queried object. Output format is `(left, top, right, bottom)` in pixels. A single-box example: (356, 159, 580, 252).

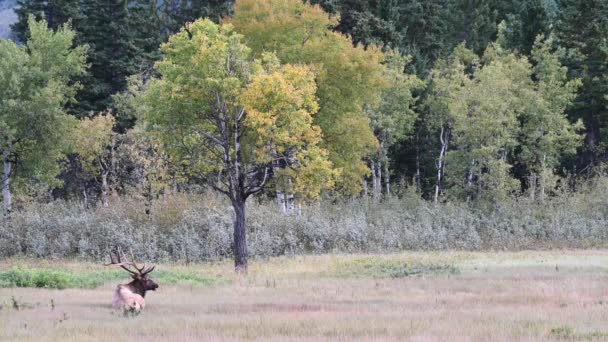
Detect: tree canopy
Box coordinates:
(142, 18, 336, 270)
(0, 16, 87, 212)
(230, 0, 388, 194)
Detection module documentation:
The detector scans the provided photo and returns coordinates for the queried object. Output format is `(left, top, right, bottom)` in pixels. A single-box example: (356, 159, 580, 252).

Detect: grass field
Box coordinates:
(1, 251, 608, 341)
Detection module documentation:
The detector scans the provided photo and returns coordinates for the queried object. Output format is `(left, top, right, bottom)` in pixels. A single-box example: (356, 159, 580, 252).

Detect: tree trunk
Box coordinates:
(434, 125, 448, 204)
(2, 150, 12, 214)
(370, 160, 379, 201)
(415, 131, 421, 193)
(362, 177, 368, 197)
(540, 154, 547, 203)
(110, 134, 118, 198)
(376, 158, 382, 200)
(101, 171, 109, 207)
(466, 160, 475, 204)
(384, 157, 390, 196)
(378, 140, 390, 196)
(276, 188, 287, 214)
(232, 197, 248, 273)
(285, 190, 295, 213)
(82, 184, 89, 209)
(529, 173, 537, 201)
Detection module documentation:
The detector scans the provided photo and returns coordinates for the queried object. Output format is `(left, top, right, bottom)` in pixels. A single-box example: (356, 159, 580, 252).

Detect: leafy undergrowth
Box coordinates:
(333, 257, 459, 279)
(0, 267, 224, 289)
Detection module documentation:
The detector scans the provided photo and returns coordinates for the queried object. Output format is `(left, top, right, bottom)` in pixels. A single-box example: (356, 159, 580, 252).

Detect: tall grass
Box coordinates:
(1, 176, 607, 262)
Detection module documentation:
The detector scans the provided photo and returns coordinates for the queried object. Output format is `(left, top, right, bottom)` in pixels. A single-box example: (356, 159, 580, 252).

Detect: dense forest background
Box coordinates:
(1, 0, 607, 263)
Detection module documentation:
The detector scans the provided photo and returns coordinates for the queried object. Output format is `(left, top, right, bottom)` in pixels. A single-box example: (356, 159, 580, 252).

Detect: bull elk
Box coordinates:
(105, 247, 158, 314)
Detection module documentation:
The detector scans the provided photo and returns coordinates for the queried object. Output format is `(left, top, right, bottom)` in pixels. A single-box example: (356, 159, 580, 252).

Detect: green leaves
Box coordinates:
(230, 0, 387, 194)
(0, 16, 87, 194)
(74, 114, 115, 175)
(143, 18, 336, 201)
(427, 36, 582, 202)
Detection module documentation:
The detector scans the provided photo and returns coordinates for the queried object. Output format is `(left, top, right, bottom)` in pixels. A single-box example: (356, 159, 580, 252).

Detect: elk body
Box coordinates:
(105, 248, 158, 314)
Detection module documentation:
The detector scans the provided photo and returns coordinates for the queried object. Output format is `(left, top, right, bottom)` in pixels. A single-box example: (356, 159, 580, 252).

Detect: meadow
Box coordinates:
(1, 250, 608, 341)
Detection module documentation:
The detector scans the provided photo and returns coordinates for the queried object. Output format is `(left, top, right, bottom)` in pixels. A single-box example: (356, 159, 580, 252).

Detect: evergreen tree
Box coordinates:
(160, 0, 233, 34)
(12, 0, 79, 42)
(554, 0, 608, 168)
(331, 0, 451, 76)
(129, 0, 163, 70)
(448, 0, 499, 55)
(501, 0, 557, 54)
(74, 0, 136, 118)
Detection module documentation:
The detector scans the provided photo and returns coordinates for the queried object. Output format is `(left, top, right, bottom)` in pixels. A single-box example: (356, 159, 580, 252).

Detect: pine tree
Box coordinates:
(554, 0, 608, 168)
(448, 0, 499, 55)
(129, 0, 163, 69)
(160, 0, 233, 34)
(12, 0, 80, 42)
(74, 0, 136, 118)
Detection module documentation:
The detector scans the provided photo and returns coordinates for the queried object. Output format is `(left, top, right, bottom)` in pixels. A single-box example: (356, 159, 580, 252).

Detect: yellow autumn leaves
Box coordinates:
(144, 18, 339, 201)
(241, 63, 339, 199)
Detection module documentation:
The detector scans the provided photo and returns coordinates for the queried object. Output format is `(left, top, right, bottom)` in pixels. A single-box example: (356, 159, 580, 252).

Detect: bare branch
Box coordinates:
(245, 165, 271, 198)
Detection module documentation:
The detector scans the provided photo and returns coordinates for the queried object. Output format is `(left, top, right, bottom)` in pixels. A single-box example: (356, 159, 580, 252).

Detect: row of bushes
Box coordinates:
(1, 178, 607, 262)
(0, 267, 221, 289)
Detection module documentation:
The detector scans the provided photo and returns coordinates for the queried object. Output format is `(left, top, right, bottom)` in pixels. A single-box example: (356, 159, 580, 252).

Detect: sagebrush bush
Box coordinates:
(1, 183, 607, 262)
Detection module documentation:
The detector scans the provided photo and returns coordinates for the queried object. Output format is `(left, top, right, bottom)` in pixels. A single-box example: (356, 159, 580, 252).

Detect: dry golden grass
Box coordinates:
(2, 250, 608, 341)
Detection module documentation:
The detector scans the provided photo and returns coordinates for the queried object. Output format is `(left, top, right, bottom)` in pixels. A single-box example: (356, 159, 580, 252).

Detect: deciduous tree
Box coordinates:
(230, 0, 386, 195)
(143, 19, 336, 272)
(0, 16, 87, 213)
(74, 113, 115, 207)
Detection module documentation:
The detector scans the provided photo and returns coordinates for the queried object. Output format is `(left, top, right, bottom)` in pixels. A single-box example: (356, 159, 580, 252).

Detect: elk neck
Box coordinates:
(126, 279, 147, 298)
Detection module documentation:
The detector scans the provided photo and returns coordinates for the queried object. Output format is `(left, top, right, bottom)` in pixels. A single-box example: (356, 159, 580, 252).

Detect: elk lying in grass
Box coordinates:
(105, 248, 158, 315)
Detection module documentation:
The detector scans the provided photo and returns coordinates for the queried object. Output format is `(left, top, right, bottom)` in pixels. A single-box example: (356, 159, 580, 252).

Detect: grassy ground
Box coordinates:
(1, 250, 608, 341)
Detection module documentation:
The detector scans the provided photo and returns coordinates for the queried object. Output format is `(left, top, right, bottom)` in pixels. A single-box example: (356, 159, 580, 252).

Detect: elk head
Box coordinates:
(105, 247, 158, 297)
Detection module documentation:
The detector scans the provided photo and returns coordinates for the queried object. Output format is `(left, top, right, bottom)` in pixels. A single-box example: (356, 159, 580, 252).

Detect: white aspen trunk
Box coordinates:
(540, 154, 547, 203)
(362, 177, 368, 197)
(101, 171, 109, 207)
(2, 149, 12, 214)
(466, 160, 475, 204)
(384, 157, 390, 196)
(415, 132, 421, 193)
(370, 159, 379, 201)
(378, 140, 390, 196)
(434, 125, 447, 204)
(276, 188, 287, 214)
(376, 158, 382, 200)
(529, 173, 537, 201)
(273, 152, 296, 215)
(82, 184, 89, 209)
(285, 179, 295, 213)
(110, 134, 117, 198)
(286, 193, 295, 213)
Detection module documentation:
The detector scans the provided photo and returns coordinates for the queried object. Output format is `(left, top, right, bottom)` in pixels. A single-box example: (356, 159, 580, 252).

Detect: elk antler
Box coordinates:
(104, 246, 148, 275)
(141, 265, 156, 275)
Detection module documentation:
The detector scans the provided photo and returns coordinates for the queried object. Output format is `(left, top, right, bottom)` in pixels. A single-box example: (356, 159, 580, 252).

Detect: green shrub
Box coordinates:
(0, 268, 74, 289)
(0, 267, 223, 289)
